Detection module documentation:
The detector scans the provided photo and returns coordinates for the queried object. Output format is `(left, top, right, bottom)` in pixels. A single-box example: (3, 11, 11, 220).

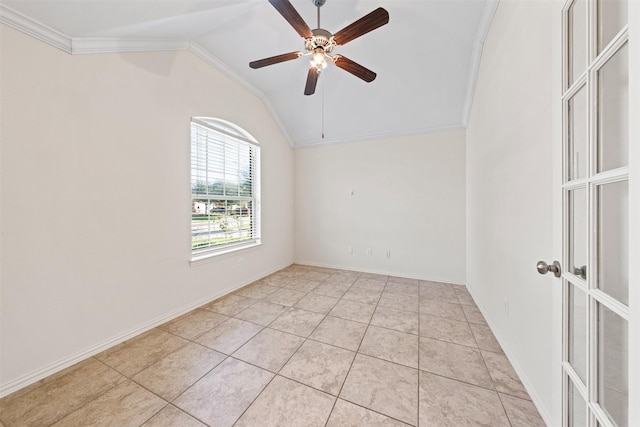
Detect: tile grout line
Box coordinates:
(233, 275, 506, 425)
(90, 336, 232, 427)
(225, 273, 318, 427)
(146, 278, 475, 425)
(135, 402, 171, 427)
(197, 271, 526, 425)
(1, 267, 539, 427)
(40, 358, 130, 427)
(229, 270, 362, 427)
(328, 398, 413, 427)
(417, 283, 422, 427)
(101, 275, 299, 426)
(415, 299, 505, 396)
(319, 274, 368, 427)
(323, 276, 392, 427)
(463, 292, 514, 426)
(162, 403, 213, 427)
(227, 359, 279, 427)
(296, 274, 364, 427)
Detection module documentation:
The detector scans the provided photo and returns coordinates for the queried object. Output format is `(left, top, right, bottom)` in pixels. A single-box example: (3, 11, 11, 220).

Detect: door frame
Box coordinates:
(627, 2, 639, 426)
(556, 0, 638, 425)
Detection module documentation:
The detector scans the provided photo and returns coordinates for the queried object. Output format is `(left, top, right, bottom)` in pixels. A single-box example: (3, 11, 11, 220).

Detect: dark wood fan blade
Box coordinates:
(304, 67, 319, 95)
(268, 0, 313, 38)
(333, 55, 376, 82)
(333, 7, 389, 46)
(249, 51, 302, 69)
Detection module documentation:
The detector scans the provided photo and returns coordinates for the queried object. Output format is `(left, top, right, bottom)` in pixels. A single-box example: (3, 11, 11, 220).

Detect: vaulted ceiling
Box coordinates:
(0, 0, 497, 147)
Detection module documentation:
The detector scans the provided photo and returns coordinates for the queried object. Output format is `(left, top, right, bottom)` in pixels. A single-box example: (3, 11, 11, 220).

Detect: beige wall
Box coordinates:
(294, 130, 466, 284)
(466, 0, 562, 423)
(0, 24, 294, 393)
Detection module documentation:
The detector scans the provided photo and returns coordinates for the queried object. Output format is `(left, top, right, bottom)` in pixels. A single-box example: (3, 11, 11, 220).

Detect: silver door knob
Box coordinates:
(573, 265, 587, 280)
(537, 260, 561, 277)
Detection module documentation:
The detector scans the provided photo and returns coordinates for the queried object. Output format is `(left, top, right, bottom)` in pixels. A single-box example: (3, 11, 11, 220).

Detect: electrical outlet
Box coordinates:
(239, 257, 245, 266)
(504, 297, 509, 316)
(366, 248, 372, 256)
(385, 250, 391, 258)
(347, 246, 353, 254)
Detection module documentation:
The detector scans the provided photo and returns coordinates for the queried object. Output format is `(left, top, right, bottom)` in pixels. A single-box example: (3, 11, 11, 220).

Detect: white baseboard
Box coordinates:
(465, 284, 552, 426)
(293, 259, 466, 286)
(0, 262, 291, 398)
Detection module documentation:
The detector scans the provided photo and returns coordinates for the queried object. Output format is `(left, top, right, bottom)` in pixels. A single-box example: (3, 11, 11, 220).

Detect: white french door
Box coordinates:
(561, 0, 633, 426)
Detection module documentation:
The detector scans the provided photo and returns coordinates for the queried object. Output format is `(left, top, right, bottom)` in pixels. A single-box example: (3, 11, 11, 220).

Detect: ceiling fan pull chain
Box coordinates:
(321, 72, 325, 139)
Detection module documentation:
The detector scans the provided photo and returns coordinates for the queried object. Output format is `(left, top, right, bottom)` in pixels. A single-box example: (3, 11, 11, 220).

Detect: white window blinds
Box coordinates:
(191, 118, 260, 257)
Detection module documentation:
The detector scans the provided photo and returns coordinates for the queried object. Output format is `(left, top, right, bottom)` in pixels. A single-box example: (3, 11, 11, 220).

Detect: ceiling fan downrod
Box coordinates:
(312, 0, 326, 28)
(249, 0, 388, 95)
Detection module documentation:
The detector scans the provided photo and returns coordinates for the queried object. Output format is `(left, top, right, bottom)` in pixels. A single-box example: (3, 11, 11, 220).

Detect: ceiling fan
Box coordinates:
(249, 0, 389, 95)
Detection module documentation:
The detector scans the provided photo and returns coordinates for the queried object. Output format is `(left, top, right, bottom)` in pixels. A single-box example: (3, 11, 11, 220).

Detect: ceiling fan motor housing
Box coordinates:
(306, 28, 335, 54)
(250, 0, 389, 95)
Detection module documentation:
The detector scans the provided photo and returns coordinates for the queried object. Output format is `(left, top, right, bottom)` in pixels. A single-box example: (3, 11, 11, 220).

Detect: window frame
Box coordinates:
(189, 117, 261, 263)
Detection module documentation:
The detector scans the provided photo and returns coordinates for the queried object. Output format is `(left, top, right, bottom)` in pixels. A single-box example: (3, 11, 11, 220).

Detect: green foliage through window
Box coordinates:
(191, 119, 260, 255)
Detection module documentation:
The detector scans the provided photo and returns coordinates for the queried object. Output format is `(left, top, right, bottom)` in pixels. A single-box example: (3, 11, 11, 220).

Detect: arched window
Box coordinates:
(190, 117, 260, 260)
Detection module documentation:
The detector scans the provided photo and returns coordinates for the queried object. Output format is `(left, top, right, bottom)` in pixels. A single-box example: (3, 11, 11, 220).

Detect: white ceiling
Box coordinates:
(0, 0, 497, 147)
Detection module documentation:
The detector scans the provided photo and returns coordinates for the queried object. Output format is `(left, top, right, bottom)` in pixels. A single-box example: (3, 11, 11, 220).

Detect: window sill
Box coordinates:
(189, 241, 262, 267)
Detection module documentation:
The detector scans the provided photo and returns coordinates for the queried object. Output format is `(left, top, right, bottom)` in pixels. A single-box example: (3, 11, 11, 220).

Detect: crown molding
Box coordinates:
(0, 5, 189, 55)
(461, 0, 499, 127)
(0, 4, 71, 53)
(258, 94, 295, 148)
(188, 41, 263, 98)
(71, 38, 189, 54)
(1, 1, 493, 148)
(294, 123, 466, 149)
(188, 41, 295, 148)
(0, 7, 296, 147)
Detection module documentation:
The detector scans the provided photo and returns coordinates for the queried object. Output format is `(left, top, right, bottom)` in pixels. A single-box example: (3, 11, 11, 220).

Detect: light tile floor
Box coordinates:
(0, 265, 546, 427)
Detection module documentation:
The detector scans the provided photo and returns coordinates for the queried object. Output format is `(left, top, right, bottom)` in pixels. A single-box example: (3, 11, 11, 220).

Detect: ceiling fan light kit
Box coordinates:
(249, 0, 389, 95)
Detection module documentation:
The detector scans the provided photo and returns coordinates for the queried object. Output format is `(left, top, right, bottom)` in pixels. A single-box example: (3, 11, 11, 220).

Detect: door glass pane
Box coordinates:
(597, 43, 629, 172)
(598, 303, 628, 426)
(568, 85, 587, 181)
(568, 0, 587, 87)
(597, 180, 629, 305)
(569, 189, 587, 279)
(568, 284, 587, 381)
(569, 380, 587, 427)
(598, 0, 627, 52)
